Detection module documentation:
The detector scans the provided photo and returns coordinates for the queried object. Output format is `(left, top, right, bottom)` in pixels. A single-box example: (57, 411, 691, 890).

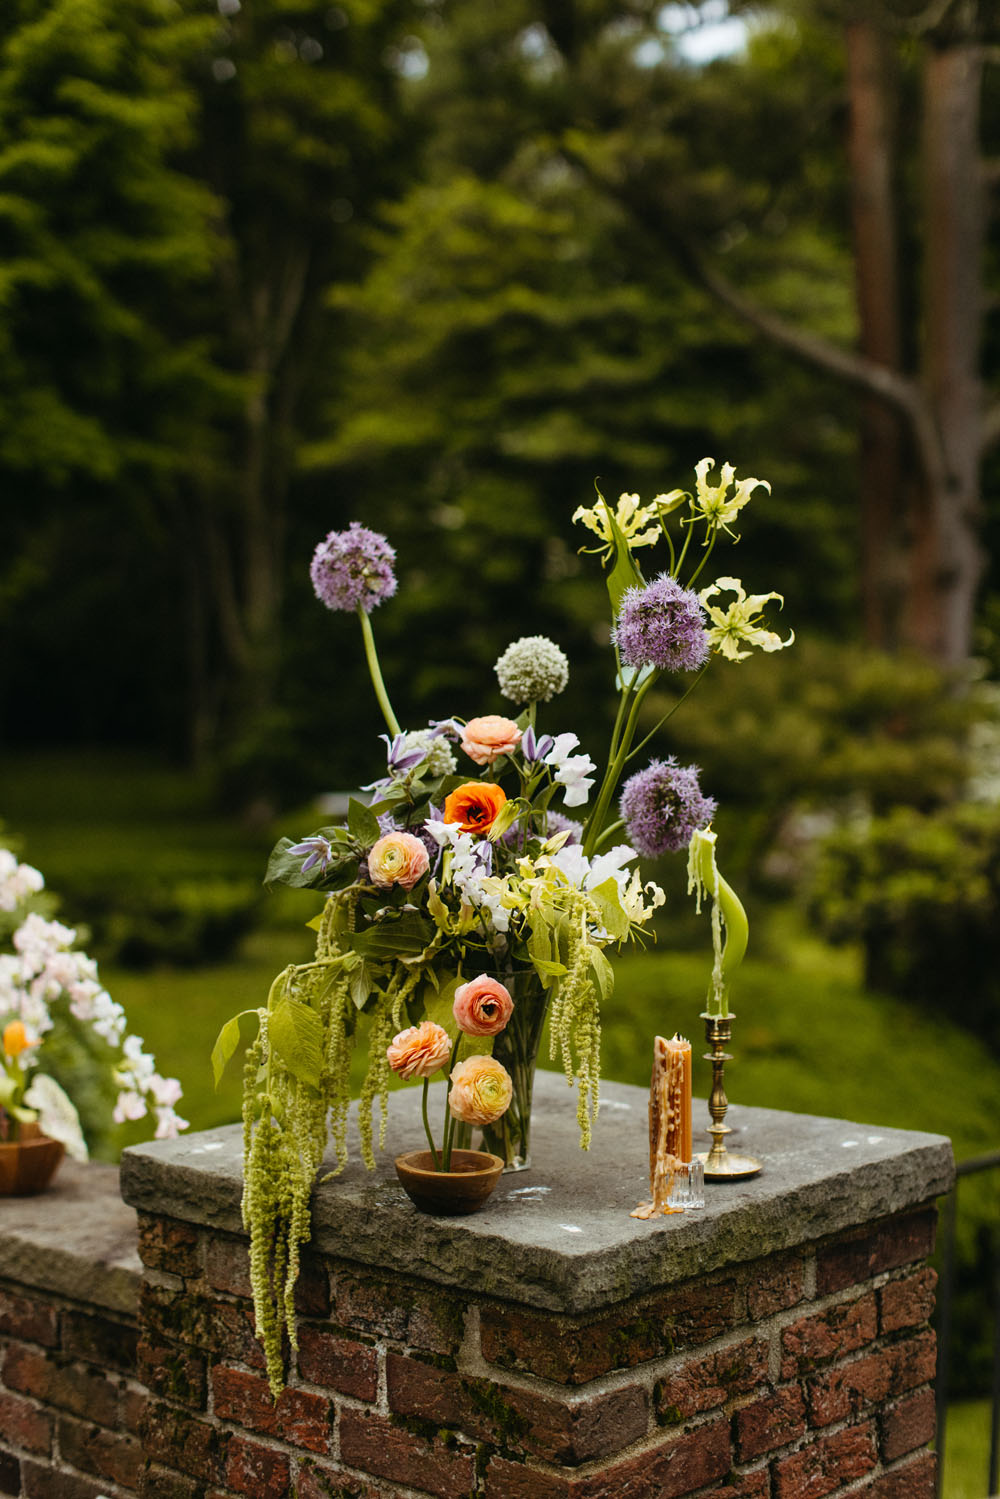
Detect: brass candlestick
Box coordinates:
(697, 1012, 761, 1181)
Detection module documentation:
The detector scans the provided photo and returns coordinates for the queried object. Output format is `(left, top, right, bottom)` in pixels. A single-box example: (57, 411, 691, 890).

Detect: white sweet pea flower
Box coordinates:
(113, 1090, 148, 1124)
(23, 1074, 89, 1162)
(699, 577, 794, 662)
(691, 458, 769, 536)
(544, 733, 596, 809)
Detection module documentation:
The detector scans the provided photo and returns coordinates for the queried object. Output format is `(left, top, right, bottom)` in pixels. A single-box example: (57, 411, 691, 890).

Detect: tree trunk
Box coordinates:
(845, 20, 907, 650)
(902, 40, 985, 664)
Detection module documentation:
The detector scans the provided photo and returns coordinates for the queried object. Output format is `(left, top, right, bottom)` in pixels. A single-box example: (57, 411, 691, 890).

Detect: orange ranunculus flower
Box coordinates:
(461, 715, 522, 766)
(386, 1021, 452, 1080)
(442, 781, 508, 836)
(2, 1020, 35, 1059)
(448, 1055, 513, 1126)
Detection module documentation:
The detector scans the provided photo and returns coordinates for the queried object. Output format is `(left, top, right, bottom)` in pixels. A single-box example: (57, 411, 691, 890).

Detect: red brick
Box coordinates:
(122, 1386, 148, 1436)
(204, 1234, 252, 1298)
(480, 1274, 737, 1385)
(211, 1364, 331, 1453)
(21, 1461, 112, 1499)
(780, 1293, 878, 1378)
(806, 1330, 937, 1427)
(0, 1289, 58, 1348)
(735, 1385, 806, 1459)
(862, 1450, 936, 1498)
(745, 1252, 805, 1319)
(58, 1412, 144, 1489)
(140, 1281, 266, 1369)
(61, 1308, 138, 1376)
(483, 1415, 732, 1498)
(3, 1342, 120, 1426)
(773, 1422, 878, 1498)
(0, 1390, 51, 1455)
(141, 1399, 228, 1483)
(339, 1408, 477, 1499)
(815, 1209, 936, 1295)
(653, 1337, 768, 1422)
(0, 1451, 19, 1497)
(880, 1385, 935, 1461)
(880, 1267, 937, 1334)
(139, 1462, 204, 1499)
(296, 1325, 379, 1401)
(224, 1434, 291, 1499)
(137, 1337, 208, 1407)
(137, 1213, 201, 1277)
(386, 1352, 648, 1465)
(329, 1262, 464, 1355)
(709, 1469, 770, 1499)
(295, 1460, 392, 1499)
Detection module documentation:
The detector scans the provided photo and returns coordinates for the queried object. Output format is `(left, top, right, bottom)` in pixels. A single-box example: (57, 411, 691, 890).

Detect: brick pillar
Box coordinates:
(119, 1073, 954, 1499)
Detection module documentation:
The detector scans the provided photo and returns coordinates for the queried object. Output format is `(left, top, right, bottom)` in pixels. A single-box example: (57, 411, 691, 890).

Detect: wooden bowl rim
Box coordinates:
(395, 1148, 504, 1181)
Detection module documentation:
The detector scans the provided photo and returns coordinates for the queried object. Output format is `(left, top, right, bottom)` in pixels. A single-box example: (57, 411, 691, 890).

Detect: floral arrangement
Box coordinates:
(214, 459, 792, 1394)
(0, 846, 187, 1158)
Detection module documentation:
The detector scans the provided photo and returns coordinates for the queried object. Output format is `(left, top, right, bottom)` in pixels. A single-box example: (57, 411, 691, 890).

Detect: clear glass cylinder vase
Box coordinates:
(478, 968, 549, 1171)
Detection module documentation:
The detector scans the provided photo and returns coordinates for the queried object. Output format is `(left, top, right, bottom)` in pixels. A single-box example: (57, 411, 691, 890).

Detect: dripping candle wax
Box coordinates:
(631, 1034, 692, 1219)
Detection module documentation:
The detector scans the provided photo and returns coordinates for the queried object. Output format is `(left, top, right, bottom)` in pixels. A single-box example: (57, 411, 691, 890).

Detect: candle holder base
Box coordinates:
(667, 1157, 706, 1208)
(696, 1149, 761, 1181)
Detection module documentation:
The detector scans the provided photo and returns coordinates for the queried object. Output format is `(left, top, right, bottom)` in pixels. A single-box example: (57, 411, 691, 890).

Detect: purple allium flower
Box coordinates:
(619, 758, 716, 858)
(310, 523, 397, 613)
(544, 810, 583, 844)
(614, 574, 709, 672)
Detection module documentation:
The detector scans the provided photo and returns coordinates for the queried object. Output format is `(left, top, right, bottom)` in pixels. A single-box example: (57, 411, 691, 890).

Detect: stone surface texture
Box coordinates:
(0, 1075, 952, 1498)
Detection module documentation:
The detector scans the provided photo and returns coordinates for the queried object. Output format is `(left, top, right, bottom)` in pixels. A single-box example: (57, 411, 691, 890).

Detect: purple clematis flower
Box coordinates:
(288, 836, 335, 874)
(521, 724, 555, 764)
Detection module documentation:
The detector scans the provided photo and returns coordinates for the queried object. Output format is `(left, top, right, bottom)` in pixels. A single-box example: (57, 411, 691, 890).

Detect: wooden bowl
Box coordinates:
(0, 1130, 65, 1196)
(394, 1149, 504, 1215)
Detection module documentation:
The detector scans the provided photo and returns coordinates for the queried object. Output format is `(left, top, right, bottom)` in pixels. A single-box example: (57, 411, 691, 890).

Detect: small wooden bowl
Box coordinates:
(394, 1149, 504, 1215)
(0, 1128, 65, 1196)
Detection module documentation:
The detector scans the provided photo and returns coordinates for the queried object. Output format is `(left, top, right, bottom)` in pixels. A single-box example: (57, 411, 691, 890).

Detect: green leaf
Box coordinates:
(264, 837, 354, 891)
(588, 947, 615, 1003)
(349, 909, 435, 960)
(269, 995, 323, 1091)
(211, 1010, 260, 1089)
(531, 957, 568, 978)
(348, 798, 381, 847)
(588, 876, 632, 941)
(349, 958, 375, 1011)
(597, 487, 645, 615)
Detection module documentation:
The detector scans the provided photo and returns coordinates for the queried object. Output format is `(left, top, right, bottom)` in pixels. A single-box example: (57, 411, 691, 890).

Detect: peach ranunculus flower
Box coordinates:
(453, 976, 514, 1037)
(460, 715, 522, 766)
(386, 1022, 452, 1081)
(368, 831, 430, 890)
(442, 781, 507, 836)
(448, 1055, 513, 1126)
(2, 1020, 36, 1059)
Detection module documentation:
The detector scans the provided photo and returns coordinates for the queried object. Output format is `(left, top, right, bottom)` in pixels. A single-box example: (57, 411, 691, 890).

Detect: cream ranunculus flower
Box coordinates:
(691, 458, 769, 536)
(448, 1055, 513, 1126)
(699, 577, 794, 662)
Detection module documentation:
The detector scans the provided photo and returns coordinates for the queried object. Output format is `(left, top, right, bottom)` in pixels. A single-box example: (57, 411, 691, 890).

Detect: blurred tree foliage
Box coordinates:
(1, 0, 998, 805)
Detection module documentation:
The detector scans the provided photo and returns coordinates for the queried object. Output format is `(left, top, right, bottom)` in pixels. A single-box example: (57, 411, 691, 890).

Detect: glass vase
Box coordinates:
(479, 968, 549, 1171)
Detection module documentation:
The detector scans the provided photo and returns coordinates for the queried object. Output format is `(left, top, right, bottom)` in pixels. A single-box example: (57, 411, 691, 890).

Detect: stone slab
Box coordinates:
(0, 1160, 140, 1314)
(120, 1073, 953, 1315)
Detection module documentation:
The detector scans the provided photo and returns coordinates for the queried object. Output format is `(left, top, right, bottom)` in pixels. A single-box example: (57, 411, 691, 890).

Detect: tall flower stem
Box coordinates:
(357, 607, 401, 737)
(626, 663, 711, 764)
(440, 1034, 463, 1171)
(582, 674, 656, 857)
(421, 1079, 440, 1170)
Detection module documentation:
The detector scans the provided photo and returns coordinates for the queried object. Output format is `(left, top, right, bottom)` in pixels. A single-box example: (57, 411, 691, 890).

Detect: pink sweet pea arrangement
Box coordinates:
(215, 462, 792, 1395)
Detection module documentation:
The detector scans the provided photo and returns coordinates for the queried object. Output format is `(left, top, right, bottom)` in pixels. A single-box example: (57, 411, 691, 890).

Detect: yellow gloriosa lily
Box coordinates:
(692, 457, 769, 535)
(572, 492, 660, 553)
(699, 576, 794, 662)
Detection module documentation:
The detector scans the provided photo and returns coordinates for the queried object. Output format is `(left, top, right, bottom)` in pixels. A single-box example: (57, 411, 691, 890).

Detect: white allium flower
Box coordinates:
(494, 635, 570, 704)
(401, 729, 457, 779)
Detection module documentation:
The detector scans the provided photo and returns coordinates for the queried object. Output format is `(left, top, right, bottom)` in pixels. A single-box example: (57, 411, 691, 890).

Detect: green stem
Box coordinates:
(582, 674, 656, 857)
(594, 819, 625, 851)
(357, 606, 401, 737)
(674, 521, 695, 582)
(441, 1034, 463, 1171)
(421, 1078, 441, 1170)
(685, 529, 718, 592)
(625, 662, 711, 764)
